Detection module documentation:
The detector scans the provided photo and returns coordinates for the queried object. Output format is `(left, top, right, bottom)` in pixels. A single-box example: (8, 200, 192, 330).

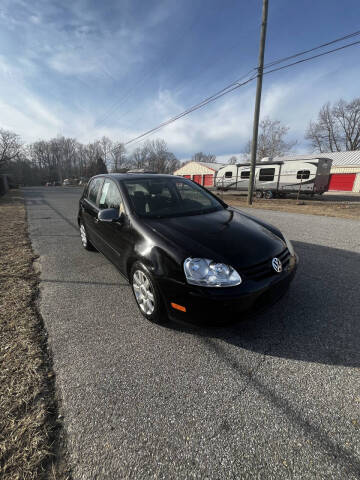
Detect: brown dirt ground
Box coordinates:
(0, 190, 70, 480)
(220, 194, 360, 220)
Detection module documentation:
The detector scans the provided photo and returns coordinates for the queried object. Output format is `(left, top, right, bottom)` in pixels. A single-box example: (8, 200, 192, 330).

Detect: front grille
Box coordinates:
(241, 248, 290, 281)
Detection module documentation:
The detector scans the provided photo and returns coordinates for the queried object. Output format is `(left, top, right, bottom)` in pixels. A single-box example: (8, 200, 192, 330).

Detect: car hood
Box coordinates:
(143, 208, 286, 268)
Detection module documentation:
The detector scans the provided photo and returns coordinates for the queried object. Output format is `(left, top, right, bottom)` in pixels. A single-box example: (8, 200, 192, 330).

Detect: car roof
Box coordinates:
(92, 173, 184, 181)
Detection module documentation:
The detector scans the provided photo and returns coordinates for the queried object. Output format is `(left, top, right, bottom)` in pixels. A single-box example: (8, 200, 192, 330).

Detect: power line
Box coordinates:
(113, 36, 360, 151)
(263, 29, 360, 68)
(112, 67, 256, 138)
(106, 29, 360, 130)
(263, 38, 360, 75)
(98, 0, 245, 129)
(123, 75, 257, 148)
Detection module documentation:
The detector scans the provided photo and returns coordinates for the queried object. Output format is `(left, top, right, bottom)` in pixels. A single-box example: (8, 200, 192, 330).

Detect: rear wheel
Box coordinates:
(79, 221, 96, 251)
(264, 190, 274, 199)
(131, 263, 166, 324)
(255, 191, 263, 199)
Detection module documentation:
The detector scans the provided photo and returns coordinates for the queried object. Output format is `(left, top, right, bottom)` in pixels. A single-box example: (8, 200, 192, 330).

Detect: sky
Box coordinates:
(0, 0, 360, 161)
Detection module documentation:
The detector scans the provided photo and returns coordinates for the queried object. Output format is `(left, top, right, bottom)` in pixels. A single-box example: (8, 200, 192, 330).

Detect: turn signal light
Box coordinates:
(171, 302, 186, 312)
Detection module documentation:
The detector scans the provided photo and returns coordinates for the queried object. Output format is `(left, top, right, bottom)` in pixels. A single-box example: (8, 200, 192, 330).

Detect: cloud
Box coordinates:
(1, 0, 360, 161)
(29, 14, 41, 24)
(48, 52, 100, 76)
(0, 0, 148, 79)
(2, 56, 360, 160)
(0, 55, 13, 77)
(121, 57, 360, 158)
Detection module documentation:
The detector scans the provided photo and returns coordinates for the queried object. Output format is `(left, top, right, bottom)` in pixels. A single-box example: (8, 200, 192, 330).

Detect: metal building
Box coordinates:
(173, 161, 225, 187)
(274, 151, 360, 192)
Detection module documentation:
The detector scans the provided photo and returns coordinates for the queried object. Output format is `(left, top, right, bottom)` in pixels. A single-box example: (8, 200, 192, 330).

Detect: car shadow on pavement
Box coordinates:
(166, 240, 360, 368)
(161, 241, 360, 477)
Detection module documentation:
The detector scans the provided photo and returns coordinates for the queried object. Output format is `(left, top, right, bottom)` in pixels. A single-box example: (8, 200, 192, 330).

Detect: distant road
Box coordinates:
(24, 186, 360, 480)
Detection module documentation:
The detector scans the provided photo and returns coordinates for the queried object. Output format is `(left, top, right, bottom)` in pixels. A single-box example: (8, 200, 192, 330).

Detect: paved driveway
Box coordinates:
(24, 187, 360, 480)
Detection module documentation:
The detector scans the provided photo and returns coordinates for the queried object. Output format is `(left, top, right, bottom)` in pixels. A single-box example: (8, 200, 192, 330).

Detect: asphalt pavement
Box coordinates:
(24, 186, 360, 480)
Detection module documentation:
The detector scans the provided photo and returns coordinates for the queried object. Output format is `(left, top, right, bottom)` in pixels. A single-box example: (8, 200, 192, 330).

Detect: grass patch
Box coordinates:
(222, 194, 360, 220)
(0, 190, 70, 480)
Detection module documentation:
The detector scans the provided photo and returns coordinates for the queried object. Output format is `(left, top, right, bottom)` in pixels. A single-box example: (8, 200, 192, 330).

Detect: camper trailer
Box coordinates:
(215, 157, 332, 198)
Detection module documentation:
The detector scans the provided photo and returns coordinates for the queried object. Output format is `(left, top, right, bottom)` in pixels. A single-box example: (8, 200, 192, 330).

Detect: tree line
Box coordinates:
(1, 97, 359, 184)
(0, 134, 181, 186)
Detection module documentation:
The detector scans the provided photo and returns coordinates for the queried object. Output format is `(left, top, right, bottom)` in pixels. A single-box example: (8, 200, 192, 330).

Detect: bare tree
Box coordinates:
(306, 98, 360, 152)
(99, 136, 114, 171)
(4, 130, 180, 184)
(205, 153, 216, 163)
(0, 129, 22, 168)
(228, 155, 238, 164)
(111, 142, 129, 172)
(128, 139, 179, 173)
(245, 117, 296, 160)
(95, 157, 108, 175)
(191, 152, 217, 163)
(144, 139, 180, 173)
(130, 145, 149, 170)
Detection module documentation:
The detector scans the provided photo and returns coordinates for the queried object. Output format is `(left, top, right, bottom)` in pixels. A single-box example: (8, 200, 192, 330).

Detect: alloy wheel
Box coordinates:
(80, 223, 87, 247)
(132, 270, 155, 315)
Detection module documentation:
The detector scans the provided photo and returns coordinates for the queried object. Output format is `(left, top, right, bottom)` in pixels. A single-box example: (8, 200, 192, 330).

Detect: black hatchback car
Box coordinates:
(78, 174, 297, 323)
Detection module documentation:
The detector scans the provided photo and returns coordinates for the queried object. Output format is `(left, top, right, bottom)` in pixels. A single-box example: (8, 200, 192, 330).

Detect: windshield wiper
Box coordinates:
(141, 206, 223, 219)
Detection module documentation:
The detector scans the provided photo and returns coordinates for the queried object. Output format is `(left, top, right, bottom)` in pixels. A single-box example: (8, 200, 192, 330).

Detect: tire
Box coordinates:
(130, 262, 166, 324)
(79, 221, 96, 251)
(264, 190, 274, 199)
(255, 191, 263, 199)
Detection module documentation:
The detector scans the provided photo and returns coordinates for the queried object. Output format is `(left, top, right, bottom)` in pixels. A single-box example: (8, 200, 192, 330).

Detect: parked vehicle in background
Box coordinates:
(63, 178, 79, 186)
(45, 181, 61, 186)
(78, 173, 297, 324)
(215, 157, 332, 198)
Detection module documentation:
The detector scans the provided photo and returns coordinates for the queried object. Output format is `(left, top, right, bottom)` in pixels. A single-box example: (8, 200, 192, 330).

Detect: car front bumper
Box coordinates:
(157, 254, 298, 323)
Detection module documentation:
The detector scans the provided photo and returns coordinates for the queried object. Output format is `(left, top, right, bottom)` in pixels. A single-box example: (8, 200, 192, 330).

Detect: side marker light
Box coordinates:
(171, 302, 186, 312)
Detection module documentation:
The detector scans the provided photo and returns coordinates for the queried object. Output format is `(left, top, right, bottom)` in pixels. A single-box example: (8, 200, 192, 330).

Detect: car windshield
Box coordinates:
(122, 177, 225, 218)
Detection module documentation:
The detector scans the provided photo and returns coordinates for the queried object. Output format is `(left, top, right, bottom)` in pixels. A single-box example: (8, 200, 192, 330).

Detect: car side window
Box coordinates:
(99, 179, 124, 214)
(224, 171, 233, 178)
(87, 178, 103, 205)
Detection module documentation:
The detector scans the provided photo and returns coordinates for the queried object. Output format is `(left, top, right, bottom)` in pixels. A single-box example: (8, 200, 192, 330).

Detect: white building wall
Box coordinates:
(353, 173, 360, 193)
(174, 162, 215, 176)
(330, 166, 360, 174)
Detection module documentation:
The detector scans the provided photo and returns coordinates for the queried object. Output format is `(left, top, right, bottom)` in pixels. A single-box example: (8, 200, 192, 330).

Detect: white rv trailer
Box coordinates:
(215, 157, 332, 198)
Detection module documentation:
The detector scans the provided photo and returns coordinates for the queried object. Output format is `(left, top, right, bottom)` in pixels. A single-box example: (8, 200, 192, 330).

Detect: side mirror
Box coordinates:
(97, 208, 123, 223)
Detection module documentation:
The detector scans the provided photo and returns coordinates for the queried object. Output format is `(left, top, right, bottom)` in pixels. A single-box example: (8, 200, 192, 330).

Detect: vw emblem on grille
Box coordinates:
(272, 257, 282, 273)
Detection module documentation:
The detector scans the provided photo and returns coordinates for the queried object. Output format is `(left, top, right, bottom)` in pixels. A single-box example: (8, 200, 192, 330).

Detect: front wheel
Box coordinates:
(255, 191, 263, 199)
(264, 190, 274, 199)
(79, 221, 96, 251)
(131, 263, 166, 324)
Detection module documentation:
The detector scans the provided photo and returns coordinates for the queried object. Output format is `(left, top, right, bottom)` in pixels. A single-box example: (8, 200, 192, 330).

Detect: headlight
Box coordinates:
(283, 234, 295, 256)
(184, 258, 242, 287)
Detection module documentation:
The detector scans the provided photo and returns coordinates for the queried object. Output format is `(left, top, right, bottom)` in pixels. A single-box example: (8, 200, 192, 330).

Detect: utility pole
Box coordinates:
(247, 0, 269, 205)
